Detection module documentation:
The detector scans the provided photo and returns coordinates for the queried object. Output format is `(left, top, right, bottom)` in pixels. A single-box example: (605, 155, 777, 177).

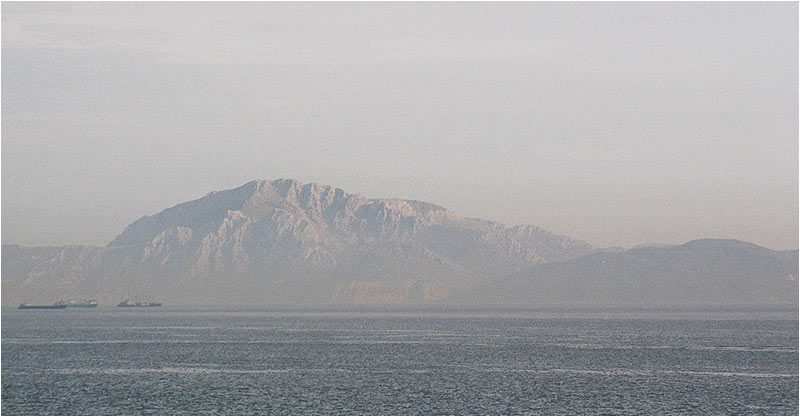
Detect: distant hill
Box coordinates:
(2, 179, 595, 305)
(449, 239, 798, 306)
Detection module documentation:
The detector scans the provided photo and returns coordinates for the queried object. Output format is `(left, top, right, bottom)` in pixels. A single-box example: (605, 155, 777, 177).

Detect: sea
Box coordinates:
(2, 306, 797, 415)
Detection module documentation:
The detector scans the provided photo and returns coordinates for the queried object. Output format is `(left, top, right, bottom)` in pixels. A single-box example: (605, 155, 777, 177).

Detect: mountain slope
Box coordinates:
(450, 239, 799, 306)
(2, 179, 596, 305)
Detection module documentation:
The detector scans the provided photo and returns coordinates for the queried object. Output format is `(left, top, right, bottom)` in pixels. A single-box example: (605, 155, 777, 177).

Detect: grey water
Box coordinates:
(2, 306, 797, 415)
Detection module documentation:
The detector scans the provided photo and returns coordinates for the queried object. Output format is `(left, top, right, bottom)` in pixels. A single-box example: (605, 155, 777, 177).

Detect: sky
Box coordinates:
(2, 2, 797, 250)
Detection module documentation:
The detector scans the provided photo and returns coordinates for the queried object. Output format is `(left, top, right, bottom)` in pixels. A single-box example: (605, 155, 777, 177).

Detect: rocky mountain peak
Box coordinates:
(7, 179, 601, 305)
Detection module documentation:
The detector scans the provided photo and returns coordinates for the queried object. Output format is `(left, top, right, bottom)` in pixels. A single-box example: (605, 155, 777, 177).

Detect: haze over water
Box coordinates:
(2, 3, 797, 415)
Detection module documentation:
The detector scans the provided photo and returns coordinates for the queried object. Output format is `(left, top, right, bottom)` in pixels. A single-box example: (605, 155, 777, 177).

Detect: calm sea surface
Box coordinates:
(2, 306, 797, 415)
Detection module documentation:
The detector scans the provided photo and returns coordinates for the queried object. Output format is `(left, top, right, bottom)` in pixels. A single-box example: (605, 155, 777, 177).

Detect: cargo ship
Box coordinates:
(118, 300, 162, 307)
(118, 296, 161, 307)
(58, 299, 99, 308)
(18, 302, 67, 310)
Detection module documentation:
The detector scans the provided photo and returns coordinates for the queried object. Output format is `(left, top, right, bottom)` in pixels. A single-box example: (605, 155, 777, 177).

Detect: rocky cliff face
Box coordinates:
(2, 179, 596, 305)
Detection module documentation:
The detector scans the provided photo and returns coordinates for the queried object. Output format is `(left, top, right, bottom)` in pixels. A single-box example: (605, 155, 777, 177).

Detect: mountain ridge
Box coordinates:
(2, 179, 795, 306)
(3, 179, 599, 305)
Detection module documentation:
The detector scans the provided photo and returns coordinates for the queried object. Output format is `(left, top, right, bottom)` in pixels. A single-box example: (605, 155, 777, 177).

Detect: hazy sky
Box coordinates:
(2, 2, 797, 250)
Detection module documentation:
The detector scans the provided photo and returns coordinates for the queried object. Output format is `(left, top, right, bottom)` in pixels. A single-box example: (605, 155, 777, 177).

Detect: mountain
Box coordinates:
(2, 179, 596, 305)
(450, 239, 798, 306)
